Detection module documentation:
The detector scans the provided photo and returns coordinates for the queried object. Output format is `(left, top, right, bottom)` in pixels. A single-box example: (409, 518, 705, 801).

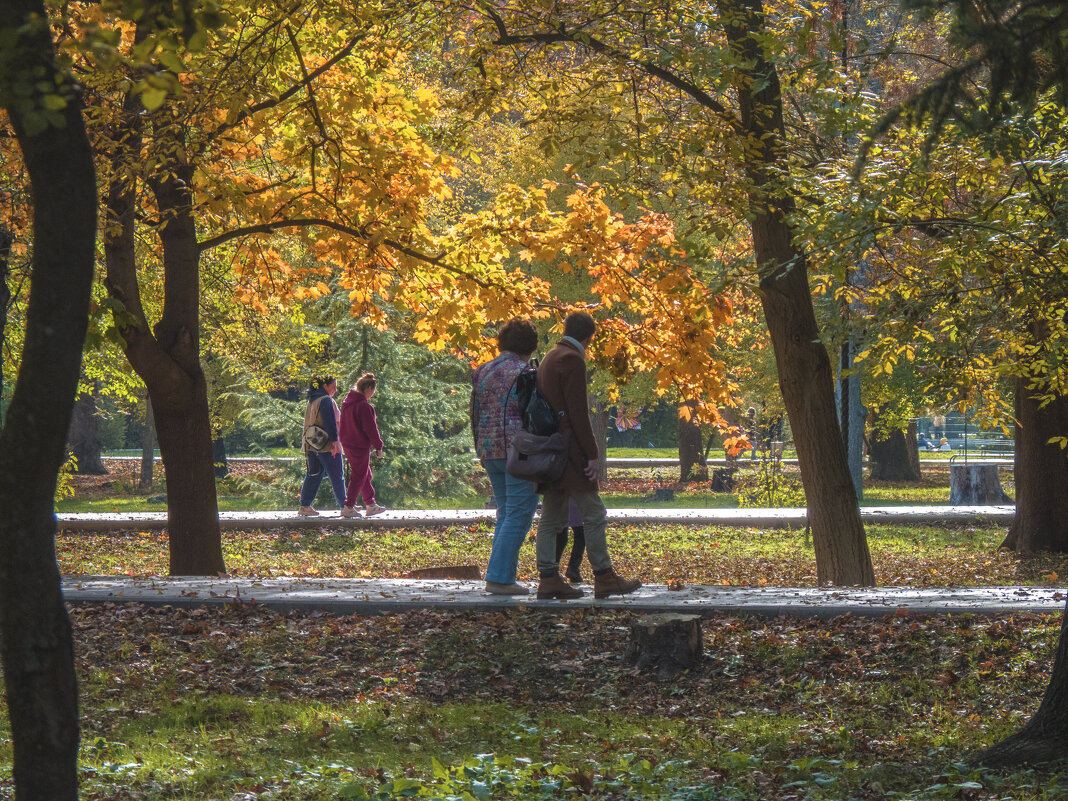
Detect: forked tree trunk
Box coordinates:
(1001, 376, 1068, 552)
(869, 417, 921, 482)
(0, 3, 95, 794)
(68, 387, 107, 474)
(719, 0, 873, 585)
(678, 401, 707, 483)
(981, 601, 1068, 765)
(104, 92, 224, 575)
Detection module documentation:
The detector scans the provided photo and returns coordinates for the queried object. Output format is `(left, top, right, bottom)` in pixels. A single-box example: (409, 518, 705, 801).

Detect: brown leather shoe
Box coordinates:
(537, 572, 584, 599)
(594, 569, 642, 599)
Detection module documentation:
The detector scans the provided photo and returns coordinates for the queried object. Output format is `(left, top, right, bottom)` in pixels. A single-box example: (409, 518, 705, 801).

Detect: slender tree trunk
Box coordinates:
(0, 224, 11, 403)
(0, 3, 95, 795)
(678, 400, 707, 483)
(104, 92, 224, 575)
(590, 398, 609, 481)
(719, 0, 873, 585)
(869, 416, 922, 482)
(68, 385, 107, 474)
(213, 436, 229, 478)
(140, 392, 156, 490)
(1001, 376, 1068, 552)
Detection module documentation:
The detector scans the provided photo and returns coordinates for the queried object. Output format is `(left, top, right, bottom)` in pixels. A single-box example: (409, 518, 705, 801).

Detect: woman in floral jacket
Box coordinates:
(470, 318, 539, 595)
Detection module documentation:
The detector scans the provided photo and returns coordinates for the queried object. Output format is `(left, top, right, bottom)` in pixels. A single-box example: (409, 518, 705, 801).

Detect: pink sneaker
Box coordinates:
(365, 503, 387, 516)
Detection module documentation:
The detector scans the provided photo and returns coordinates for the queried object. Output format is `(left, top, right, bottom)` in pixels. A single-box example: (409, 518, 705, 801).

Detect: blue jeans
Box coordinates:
(300, 451, 346, 508)
(482, 458, 539, 584)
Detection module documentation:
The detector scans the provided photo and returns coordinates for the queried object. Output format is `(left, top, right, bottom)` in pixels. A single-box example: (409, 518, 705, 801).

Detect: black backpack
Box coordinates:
(514, 361, 561, 436)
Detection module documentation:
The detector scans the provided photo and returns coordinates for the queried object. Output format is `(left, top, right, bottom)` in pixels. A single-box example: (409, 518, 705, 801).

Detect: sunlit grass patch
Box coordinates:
(5, 605, 1061, 800)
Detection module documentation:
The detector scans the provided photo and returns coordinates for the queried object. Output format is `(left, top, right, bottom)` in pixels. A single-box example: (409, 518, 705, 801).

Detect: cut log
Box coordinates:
(950, 464, 1012, 505)
(406, 565, 482, 580)
(624, 613, 703, 678)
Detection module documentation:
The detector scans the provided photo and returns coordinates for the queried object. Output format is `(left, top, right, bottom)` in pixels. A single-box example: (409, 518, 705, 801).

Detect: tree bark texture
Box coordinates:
(624, 614, 704, 678)
(68, 386, 107, 474)
(1002, 376, 1068, 552)
(104, 95, 224, 575)
(869, 418, 921, 482)
(678, 401, 707, 483)
(0, 224, 11, 402)
(719, 0, 874, 585)
(0, 2, 94, 796)
(980, 601, 1068, 765)
(140, 392, 156, 490)
(950, 464, 1011, 505)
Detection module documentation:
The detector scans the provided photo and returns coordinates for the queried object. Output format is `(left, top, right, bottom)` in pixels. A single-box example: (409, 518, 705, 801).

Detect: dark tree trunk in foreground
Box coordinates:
(981, 600, 1068, 765)
(1001, 376, 1068, 552)
(719, 0, 874, 585)
(869, 417, 921, 482)
(0, 2, 95, 796)
(678, 401, 707, 483)
(68, 386, 107, 474)
(104, 90, 224, 575)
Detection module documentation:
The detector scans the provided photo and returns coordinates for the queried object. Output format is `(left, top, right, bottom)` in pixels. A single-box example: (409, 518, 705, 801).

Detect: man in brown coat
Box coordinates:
(534, 311, 642, 599)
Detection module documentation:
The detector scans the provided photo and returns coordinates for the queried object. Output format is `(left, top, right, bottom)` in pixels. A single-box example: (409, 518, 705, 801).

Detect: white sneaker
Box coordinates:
(365, 503, 387, 516)
(340, 506, 359, 518)
(297, 505, 319, 517)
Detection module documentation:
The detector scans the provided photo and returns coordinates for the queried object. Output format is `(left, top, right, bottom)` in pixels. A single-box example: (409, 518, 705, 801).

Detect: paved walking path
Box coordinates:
(57, 505, 1016, 531)
(61, 575, 1065, 618)
(60, 504, 1036, 617)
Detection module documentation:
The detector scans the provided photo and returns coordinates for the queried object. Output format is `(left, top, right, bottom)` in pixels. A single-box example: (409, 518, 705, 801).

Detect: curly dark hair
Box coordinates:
(497, 318, 538, 357)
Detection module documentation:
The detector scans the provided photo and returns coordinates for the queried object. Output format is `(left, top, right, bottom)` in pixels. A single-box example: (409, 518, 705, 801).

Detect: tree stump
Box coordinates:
(950, 464, 1012, 505)
(711, 468, 735, 492)
(624, 614, 703, 678)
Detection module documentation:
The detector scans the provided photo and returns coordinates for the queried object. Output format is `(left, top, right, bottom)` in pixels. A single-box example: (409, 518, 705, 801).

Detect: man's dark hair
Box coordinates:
(497, 318, 538, 357)
(563, 311, 596, 342)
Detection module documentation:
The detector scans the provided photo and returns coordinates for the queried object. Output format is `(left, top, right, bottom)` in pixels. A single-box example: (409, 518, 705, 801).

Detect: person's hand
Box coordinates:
(583, 461, 600, 481)
(330, 442, 341, 456)
(375, 449, 384, 459)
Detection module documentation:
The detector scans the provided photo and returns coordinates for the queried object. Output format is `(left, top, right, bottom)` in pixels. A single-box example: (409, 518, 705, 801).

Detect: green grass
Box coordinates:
(55, 520, 1067, 587)
(5, 604, 1066, 800)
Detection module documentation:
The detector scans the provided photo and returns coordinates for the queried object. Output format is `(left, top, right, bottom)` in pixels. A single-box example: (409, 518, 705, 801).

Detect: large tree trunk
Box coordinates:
(1001, 376, 1068, 552)
(678, 400, 707, 483)
(104, 92, 224, 576)
(719, 0, 873, 585)
(0, 3, 94, 795)
(68, 385, 107, 474)
(869, 416, 921, 482)
(980, 601, 1068, 765)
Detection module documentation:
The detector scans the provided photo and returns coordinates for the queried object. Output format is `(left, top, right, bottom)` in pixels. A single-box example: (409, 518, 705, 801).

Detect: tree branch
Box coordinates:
(478, 3, 742, 135)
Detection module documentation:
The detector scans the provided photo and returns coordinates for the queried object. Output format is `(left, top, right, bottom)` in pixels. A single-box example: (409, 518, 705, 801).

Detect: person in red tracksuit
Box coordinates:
(339, 373, 386, 517)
